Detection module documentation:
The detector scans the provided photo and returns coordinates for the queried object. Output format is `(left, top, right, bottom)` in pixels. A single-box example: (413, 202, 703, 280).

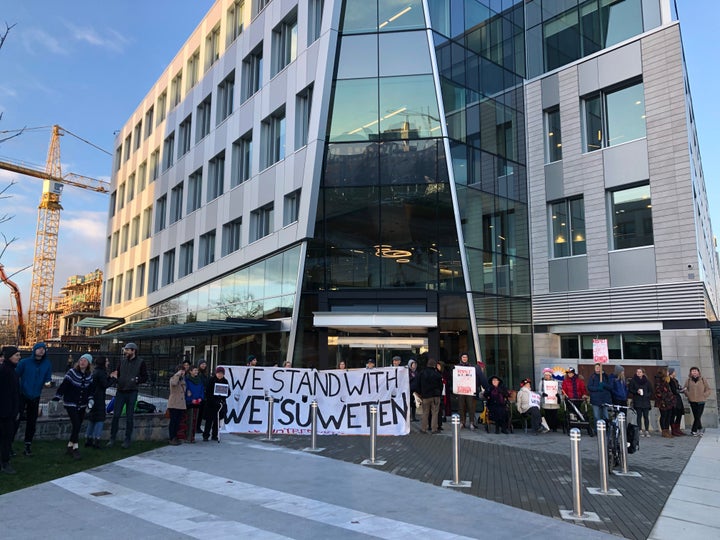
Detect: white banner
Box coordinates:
(593, 339, 609, 364)
(542, 380, 559, 406)
(529, 391, 542, 408)
(452, 366, 476, 396)
(221, 366, 410, 436)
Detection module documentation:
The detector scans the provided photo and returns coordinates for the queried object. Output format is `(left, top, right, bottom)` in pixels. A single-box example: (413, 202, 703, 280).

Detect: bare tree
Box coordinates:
(0, 23, 22, 144)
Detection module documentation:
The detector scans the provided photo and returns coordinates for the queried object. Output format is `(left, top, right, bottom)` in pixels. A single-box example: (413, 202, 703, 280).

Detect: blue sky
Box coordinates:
(0, 0, 718, 317)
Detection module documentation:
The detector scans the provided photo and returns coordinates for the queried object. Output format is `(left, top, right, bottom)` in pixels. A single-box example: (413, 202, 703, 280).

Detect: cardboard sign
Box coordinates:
(593, 339, 609, 364)
(529, 391, 541, 408)
(452, 366, 477, 396)
(214, 382, 229, 397)
(542, 380, 558, 405)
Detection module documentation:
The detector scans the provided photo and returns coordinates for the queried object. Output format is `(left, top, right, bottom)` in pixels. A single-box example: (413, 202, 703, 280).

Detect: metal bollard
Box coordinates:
(570, 428, 585, 518)
(369, 404, 378, 463)
(451, 413, 461, 485)
(310, 400, 318, 450)
(617, 412, 628, 474)
(596, 420, 609, 492)
(265, 396, 275, 441)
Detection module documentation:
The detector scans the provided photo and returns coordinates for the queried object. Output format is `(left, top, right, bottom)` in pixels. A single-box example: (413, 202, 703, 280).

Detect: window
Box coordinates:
(250, 203, 274, 241)
(144, 107, 154, 138)
(545, 107, 562, 163)
(109, 191, 117, 217)
(114, 146, 122, 172)
(217, 71, 235, 124)
(272, 12, 298, 76)
(155, 195, 167, 233)
(105, 235, 111, 262)
(170, 182, 184, 224)
(117, 183, 125, 210)
(256, 0, 271, 15)
(308, 0, 324, 45)
(199, 230, 216, 268)
(136, 263, 146, 297)
(163, 132, 175, 171)
(124, 134, 131, 161)
(179, 115, 192, 156)
(137, 161, 147, 193)
(561, 333, 661, 360)
(114, 274, 123, 305)
(120, 224, 129, 253)
(206, 24, 221, 71)
(111, 231, 119, 259)
(179, 241, 194, 278)
(105, 278, 114, 306)
(187, 48, 200, 92)
(133, 121, 142, 150)
(157, 91, 167, 124)
(162, 249, 176, 286)
(283, 190, 300, 226)
(207, 151, 225, 201)
(610, 184, 653, 250)
(550, 198, 585, 258)
(150, 148, 160, 181)
(148, 257, 159, 293)
(196, 95, 212, 142)
(295, 85, 313, 149)
(227, 0, 244, 45)
(222, 218, 242, 255)
(142, 205, 153, 239)
(584, 81, 645, 152)
(131, 215, 140, 247)
(231, 131, 252, 186)
(124, 269, 134, 301)
(241, 44, 263, 101)
(187, 168, 203, 213)
(170, 70, 183, 107)
(126, 173, 135, 203)
(261, 107, 285, 169)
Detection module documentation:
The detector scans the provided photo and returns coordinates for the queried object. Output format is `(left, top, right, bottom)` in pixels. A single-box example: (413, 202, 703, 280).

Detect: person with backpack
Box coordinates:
(609, 365, 628, 406)
(654, 367, 676, 438)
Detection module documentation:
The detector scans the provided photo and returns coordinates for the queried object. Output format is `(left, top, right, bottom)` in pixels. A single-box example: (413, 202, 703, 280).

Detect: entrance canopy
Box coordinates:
(313, 311, 437, 334)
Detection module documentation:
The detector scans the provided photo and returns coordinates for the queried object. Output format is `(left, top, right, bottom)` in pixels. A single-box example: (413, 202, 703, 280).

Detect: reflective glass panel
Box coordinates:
(324, 142, 380, 186)
(602, 0, 642, 48)
(378, 75, 441, 139)
(337, 35, 378, 79)
(606, 82, 645, 146)
(378, 31, 432, 76)
(329, 79, 379, 142)
(544, 10, 580, 71)
(584, 94, 603, 152)
(611, 184, 653, 249)
(551, 200, 569, 258)
(570, 198, 586, 255)
(378, 0, 425, 32)
(342, 0, 378, 33)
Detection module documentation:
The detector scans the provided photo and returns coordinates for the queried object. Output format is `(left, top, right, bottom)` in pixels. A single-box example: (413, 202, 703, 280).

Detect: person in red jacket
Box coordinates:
(561, 367, 588, 400)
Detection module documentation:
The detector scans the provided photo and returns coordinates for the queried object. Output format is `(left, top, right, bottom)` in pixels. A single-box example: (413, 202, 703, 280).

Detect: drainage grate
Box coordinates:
(90, 491, 112, 497)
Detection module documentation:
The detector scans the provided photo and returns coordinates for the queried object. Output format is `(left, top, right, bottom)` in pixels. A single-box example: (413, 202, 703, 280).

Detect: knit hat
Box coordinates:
(32, 342, 47, 353)
(2, 346, 19, 359)
(215, 366, 225, 374)
(520, 378, 532, 387)
(614, 365, 625, 375)
(79, 353, 93, 363)
(566, 367, 576, 374)
(542, 367, 553, 374)
(668, 367, 676, 375)
(124, 342, 138, 350)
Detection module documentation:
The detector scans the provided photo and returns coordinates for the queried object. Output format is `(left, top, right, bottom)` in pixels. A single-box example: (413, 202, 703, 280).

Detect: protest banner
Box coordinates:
(221, 366, 410, 436)
(543, 380, 559, 405)
(593, 339, 609, 364)
(452, 365, 476, 395)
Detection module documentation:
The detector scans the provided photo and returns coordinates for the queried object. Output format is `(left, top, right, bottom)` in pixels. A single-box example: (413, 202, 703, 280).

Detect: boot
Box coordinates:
(23, 443, 32, 456)
(661, 428, 673, 438)
(495, 423, 500, 434)
(94, 438, 102, 449)
(671, 423, 685, 436)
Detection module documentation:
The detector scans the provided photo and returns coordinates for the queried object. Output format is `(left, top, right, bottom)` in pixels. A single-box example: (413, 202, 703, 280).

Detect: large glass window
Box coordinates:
(329, 79, 379, 142)
(162, 249, 176, 286)
(170, 182, 184, 224)
(379, 75, 441, 139)
(222, 218, 242, 256)
(187, 168, 203, 213)
(544, 10, 580, 72)
(271, 12, 297, 76)
(584, 81, 645, 152)
(207, 151, 225, 201)
(199, 230, 216, 268)
(561, 332, 661, 360)
(179, 241, 194, 278)
(581, 334, 621, 359)
(545, 107, 562, 163)
(610, 183, 653, 250)
(261, 108, 285, 168)
(231, 131, 252, 186)
(550, 197, 585, 257)
(242, 44, 263, 101)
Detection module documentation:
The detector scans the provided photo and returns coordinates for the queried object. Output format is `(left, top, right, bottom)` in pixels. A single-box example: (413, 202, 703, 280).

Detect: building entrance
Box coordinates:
(330, 336, 428, 368)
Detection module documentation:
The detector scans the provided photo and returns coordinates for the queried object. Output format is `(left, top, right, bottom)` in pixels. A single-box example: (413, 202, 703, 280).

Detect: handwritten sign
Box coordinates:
(452, 366, 477, 396)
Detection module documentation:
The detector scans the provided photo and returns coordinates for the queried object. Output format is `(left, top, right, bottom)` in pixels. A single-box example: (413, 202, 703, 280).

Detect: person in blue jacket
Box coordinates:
(587, 363, 613, 423)
(15, 342, 53, 456)
(184, 365, 205, 443)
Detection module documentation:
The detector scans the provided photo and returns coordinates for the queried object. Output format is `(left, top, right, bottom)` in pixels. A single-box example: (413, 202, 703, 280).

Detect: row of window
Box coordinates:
(560, 332, 662, 360)
(114, 0, 323, 172)
(544, 79, 646, 163)
(104, 190, 300, 305)
(550, 183, 653, 258)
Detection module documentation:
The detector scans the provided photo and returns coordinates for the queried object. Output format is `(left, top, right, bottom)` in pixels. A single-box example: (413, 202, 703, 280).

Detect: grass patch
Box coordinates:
(0, 440, 167, 495)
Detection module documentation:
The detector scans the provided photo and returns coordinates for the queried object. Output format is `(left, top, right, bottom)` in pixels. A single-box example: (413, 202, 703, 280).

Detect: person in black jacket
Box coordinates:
(408, 359, 419, 421)
(202, 367, 230, 441)
(1, 346, 21, 474)
(85, 357, 116, 449)
(628, 368, 653, 437)
(54, 354, 94, 460)
(419, 359, 443, 434)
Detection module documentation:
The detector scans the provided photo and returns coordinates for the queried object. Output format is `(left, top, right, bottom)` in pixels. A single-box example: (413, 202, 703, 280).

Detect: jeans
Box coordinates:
(86, 420, 104, 439)
(635, 407, 650, 431)
(592, 404, 609, 423)
(65, 406, 86, 444)
(168, 408, 184, 440)
(110, 390, 138, 442)
(16, 395, 41, 443)
(203, 402, 227, 440)
(659, 409, 672, 430)
(689, 401, 705, 433)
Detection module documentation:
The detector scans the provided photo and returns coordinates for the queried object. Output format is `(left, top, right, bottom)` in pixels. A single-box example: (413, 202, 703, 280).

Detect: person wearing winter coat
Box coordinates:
(203, 367, 230, 441)
(184, 365, 205, 442)
(667, 368, 686, 436)
(85, 357, 116, 448)
(407, 359, 419, 422)
(561, 367, 588, 400)
(418, 359, 443, 434)
(654, 367, 676, 438)
(538, 368, 561, 432)
(517, 378, 548, 434)
(608, 365, 628, 406)
(196, 360, 210, 434)
(587, 363, 613, 422)
(0, 346, 21, 474)
(167, 365, 187, 445)
(628, 368, 653, 437)
(484, 376, 510, 434)
(54, 354, 94, 459)
(15, 341, 52, 456)
(684, 366, 712, 436)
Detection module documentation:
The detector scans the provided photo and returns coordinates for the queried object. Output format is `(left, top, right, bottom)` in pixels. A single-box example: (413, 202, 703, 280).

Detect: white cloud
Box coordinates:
(65, 23, 131, 53)
(22, 28, 69, 55)
(62, 212, 108, 241)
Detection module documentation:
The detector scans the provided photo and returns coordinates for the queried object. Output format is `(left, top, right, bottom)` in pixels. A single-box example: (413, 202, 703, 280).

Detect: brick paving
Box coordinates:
(237, 422, 699, 540)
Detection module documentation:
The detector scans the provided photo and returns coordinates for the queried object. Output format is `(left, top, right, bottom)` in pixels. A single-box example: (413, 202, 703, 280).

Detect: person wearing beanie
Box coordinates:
(54, 354, 94, 459)
(608, 365, 628, 406)
(14, 341, 52, 456)
(85, 357, 116, 449)
(685, 366, 711, 436)
(516, 378, 548, 434)
(0, 346, 21, 473)
(246, 355, 258, 367)
(668, 368, 686, 436)
(203, 366, 230, 442)
(587, 363, 613, 422)
(108, 342, 148, 449)
(538, 368, 560, 432)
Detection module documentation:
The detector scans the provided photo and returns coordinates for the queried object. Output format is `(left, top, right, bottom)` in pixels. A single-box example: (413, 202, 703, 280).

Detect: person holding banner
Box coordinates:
(203, 367, 230, 441)
(419, 359, 444, 434)
(538, 368, 560, 432)
(517, 378, 548, 434)
(454, 353, 477, 429)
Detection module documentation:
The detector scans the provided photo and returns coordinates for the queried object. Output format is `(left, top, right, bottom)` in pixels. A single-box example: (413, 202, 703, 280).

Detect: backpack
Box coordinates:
(626, 423, 640, 454)
(135, 400, 157, 413)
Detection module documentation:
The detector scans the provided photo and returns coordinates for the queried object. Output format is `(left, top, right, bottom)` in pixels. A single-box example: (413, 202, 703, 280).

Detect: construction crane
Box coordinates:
(0, 124, 110, 345)
(0, 263, 25, 344)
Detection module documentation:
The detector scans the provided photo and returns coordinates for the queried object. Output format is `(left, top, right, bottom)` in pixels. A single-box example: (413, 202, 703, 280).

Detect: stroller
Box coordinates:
(563, 396, 594, 437)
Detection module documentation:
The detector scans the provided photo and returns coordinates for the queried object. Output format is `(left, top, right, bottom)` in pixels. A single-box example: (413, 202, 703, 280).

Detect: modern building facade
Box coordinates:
(100, 0, 717, 421)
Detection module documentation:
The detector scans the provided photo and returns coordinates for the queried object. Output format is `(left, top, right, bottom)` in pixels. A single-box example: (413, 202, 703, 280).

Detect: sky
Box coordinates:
(0, 0, 719, 318)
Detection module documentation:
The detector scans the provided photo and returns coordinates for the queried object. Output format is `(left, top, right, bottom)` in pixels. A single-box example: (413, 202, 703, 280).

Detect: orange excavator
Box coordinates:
(0, 263, 26, 345)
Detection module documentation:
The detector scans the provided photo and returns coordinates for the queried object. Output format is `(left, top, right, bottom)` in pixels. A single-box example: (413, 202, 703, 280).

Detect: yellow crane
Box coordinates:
(0, 124, 110, 345)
